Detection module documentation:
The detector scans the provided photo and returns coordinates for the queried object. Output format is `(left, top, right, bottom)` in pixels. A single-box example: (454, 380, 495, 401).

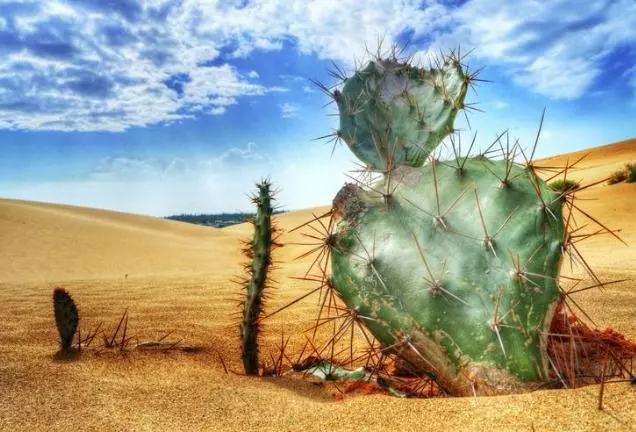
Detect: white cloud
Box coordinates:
(90, 142, 273, 182)
(435, 0, 636, 99)
(0, 0, 454, 132)
(0, 0, 633, 132)
(624, 65, 636, 104)
(280, 102, 299, 118)
(515, 54, 600, 99)
(493, 100, 509, 110)
(91, 156, 164, 181)
(3, 139, 359, 216)
(215, 141, 271, 164)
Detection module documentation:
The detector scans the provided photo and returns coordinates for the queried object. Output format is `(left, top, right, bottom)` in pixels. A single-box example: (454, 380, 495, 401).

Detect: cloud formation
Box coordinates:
(90, 141, 273, 181)
(0, 0, 633, 132)
(442, 0, 636, 99)
(1, 139, 357, 215)
(280, 102, 299, 118)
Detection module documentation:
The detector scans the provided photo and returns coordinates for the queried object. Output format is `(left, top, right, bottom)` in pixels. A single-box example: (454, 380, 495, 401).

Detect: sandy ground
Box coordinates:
(0, 139, 635, 431)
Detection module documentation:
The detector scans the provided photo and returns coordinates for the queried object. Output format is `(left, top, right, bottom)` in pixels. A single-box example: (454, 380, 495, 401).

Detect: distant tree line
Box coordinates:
(165, 210, 287, 228)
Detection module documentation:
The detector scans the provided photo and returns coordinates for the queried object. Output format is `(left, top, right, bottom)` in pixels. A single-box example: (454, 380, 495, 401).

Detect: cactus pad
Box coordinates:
(330, 158, 565, 396)
(291, 45, 636, 398)
(335, 56, 469, 170)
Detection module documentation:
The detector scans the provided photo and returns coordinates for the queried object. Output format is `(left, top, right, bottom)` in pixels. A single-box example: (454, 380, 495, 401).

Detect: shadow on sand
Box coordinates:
(52, 348, 81, 363)
(256, 373, 347, 403)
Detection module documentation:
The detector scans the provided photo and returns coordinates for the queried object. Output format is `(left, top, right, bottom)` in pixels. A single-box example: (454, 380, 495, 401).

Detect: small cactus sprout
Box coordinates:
(53, 288, 79, 353)
(549, 179, 580, 193)
(238, 179, 281, 375)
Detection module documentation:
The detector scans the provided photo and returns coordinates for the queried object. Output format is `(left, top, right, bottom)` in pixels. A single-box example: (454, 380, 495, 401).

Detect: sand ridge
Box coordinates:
(0, 198, 241, 283)
(0, 139, 635, 431)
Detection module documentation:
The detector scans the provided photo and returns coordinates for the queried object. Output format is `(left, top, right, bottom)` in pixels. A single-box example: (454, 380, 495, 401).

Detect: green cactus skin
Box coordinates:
(330, 158, 565, 396)
(335, 56, 469, 171)
(53, 288, 79, 353)
(240, 180, 279, 375)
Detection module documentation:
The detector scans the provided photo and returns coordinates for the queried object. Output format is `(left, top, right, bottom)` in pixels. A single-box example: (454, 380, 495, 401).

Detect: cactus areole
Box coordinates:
(328, 54, 568, 396)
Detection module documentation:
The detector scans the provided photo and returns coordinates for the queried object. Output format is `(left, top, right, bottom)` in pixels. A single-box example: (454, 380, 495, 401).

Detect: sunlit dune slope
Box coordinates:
(538, 138, 635, 184)
(536, 138, 636, 272)
(0, 198, 242, 283)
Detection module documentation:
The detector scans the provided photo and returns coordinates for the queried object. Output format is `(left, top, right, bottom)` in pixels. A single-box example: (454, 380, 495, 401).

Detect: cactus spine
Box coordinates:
(239, 180, 280, 375)
(53, 288, 79, 353)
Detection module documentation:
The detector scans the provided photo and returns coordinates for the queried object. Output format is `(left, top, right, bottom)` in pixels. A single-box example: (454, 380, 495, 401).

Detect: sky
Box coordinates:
(0, 0, 635, 217)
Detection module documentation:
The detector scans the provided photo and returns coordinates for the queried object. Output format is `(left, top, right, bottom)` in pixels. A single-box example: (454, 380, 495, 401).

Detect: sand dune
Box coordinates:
(536, 138, 636, 272)
(0, 198, 242, 283)
(0, 139, 635, 431)
(538, 138, 636, 184)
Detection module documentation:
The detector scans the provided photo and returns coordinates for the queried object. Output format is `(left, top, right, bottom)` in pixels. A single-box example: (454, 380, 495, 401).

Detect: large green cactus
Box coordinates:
(315, 50, 573, 396)
(239, 180, 280, 375)
(289, 45, 636, 397)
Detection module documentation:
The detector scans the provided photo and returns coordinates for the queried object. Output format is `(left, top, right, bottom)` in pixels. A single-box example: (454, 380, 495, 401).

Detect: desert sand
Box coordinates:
(0, 139, 634, 431)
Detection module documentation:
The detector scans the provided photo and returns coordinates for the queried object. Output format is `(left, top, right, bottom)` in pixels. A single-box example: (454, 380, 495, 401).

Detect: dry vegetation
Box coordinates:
(0, 139, 635, 431)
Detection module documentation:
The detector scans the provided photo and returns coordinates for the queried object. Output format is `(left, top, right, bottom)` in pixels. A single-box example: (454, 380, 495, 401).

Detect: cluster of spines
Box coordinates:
(53, 287, 79, 354)
(234, 179, 282, 376)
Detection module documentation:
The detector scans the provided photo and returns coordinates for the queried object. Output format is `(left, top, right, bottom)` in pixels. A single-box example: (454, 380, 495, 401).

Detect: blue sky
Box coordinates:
(0, 0, 635, 216)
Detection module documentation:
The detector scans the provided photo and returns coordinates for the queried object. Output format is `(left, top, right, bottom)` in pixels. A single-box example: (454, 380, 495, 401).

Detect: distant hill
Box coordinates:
(165, 210, 287, 228)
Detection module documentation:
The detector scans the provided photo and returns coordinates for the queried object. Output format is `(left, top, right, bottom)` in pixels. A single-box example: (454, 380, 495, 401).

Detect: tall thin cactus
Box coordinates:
(238, 179, 281, 375)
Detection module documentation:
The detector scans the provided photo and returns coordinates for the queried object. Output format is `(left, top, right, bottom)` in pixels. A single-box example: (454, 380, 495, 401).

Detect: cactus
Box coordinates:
(296, 46, 636, 397)
(53, 288, 79, 353)
(238, 180, 281, 375)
